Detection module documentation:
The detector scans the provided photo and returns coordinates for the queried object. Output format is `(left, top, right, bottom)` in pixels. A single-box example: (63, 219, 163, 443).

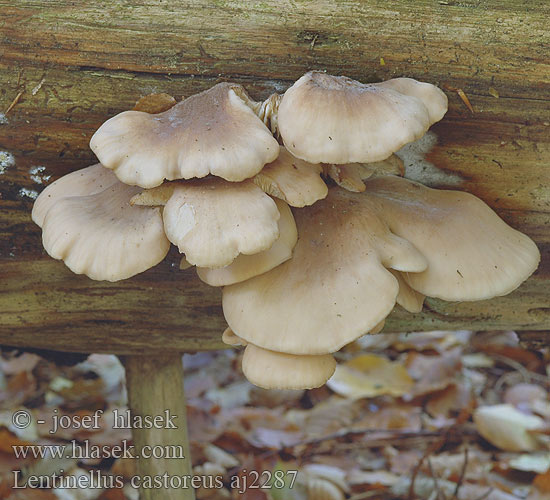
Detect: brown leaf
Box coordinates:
(404, 348, 462, 397)
(426, 383, 474, 418)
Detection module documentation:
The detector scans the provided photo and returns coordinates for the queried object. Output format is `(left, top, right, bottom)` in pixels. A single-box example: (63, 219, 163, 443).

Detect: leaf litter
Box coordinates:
(0, 329, 548, 499)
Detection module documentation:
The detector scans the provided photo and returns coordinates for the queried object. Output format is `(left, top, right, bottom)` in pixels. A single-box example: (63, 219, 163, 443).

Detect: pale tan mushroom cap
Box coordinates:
(323, 155, 405, 193)
(32, 164, 118, 227)
(389, 269, 426, 313)
(90, 82, 279, 188)
(197, 198, 297, 286)
(134, 177, 281, 268)
(223, 188, 428, 355)
(40, 174, 170, 281)
(242, 343, 336, 390)
(278, 71, 447, 164)
(377, 78, 448, 124)
(365, 176, 541, 301)
(254, 146, 328, 207)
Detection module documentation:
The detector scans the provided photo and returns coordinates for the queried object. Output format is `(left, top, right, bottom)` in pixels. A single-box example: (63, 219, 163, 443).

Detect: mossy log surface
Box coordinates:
(1, 0, 549, 354)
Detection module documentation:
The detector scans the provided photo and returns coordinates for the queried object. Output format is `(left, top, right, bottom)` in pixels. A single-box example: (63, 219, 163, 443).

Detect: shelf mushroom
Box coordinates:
(222, 176, 540, 389)
(90, 82, 280, 188)
(31, 73, 540, 392)
(31, 163, 170, 282)
(276, 71, 448, 164)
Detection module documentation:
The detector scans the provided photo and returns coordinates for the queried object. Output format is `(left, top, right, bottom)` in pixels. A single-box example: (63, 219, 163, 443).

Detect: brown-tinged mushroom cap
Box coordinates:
(197, 198, 297, 286)
(132, 177, 280, 268)
(90, 82, 279, 188)
(278, 71, 447, 164)
(253, 146, 328, 207)
(365, 176, 541, 301)
(323, 155, 405, 193)
(32, 164, 118, 227)
(389, 270, 426, 313)
(37, 167, 170, 282)
(222, 327, 247, 346)
(222, 188, 428, 355)
(242, 343, 336, 390)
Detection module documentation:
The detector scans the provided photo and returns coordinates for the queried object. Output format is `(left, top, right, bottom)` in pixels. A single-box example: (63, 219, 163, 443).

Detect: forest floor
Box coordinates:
(0, 329, 549, 500)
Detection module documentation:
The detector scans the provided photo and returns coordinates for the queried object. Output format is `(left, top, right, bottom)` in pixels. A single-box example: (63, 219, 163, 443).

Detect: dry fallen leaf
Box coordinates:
(327, 354, 413, 399)
(474, 404, 546, 452)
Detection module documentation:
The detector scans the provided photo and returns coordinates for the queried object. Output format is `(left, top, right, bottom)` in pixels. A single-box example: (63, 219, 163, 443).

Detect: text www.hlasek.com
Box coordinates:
(13, 440, 182, 460)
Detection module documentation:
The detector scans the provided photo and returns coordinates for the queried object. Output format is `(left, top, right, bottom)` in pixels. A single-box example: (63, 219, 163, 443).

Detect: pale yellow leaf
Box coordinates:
(327, 354, 413, 399)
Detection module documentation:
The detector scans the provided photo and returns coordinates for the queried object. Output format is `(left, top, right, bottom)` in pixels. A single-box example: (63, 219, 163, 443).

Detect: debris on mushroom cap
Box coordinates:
(278, 71, 447, 164)
(242, 343, 337, 390)
(197, 198, 297, 286)
(364, 176, 541, 301)
(32, 164, 119, 227)
(133, 177, 280, 268)
(37, 167, 170, 281)
(253, 146, 328, 207)
(90, 82, 280, 188)
(389, 269, 426, 313)
(222, 187, 428, 355)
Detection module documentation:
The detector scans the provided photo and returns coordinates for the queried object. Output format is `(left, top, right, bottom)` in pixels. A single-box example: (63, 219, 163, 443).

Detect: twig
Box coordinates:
(5, 91, 23, 114)
(452, 448, 469, 499)
(428, 458, 446, 500)
(408, 402, 475, 500)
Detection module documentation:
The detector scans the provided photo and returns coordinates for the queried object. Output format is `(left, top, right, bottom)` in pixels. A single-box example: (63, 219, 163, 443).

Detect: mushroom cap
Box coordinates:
(222, 327, 247, 346)
(278, 71, 447, 164)
(90, 82, 280, 188)
(242, 343, 336, 390)
(364, 176, 541, 301)
(133, 177, 281, 268)
(38, 167, 170, 281)
(197, 198, 297, 286)
(389, 269, 425, 313)
(222, 187, 428, 355)
(32, 164, 118, 227)
(323, 155, 405, 193)
(253, 146, 328, 207)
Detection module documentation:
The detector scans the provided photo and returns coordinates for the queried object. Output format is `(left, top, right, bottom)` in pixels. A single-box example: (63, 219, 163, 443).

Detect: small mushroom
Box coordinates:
(34, 164, 170, 281)
(242, 343, 337, 390)
(277, 71, 447, 164)
(253, 146, 328, 207)
(389, 270, 426, 313)
(90, 82, 279, 188)
(323, 154, 405, 193)
(364, 176, 541, 301)
(197, 198, 297, 286)
(132, 177, 280, 268)
(223, 187, 428, 355)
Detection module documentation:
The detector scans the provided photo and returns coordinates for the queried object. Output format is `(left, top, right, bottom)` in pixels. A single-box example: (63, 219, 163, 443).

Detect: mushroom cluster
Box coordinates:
(32, 71, 540, 390)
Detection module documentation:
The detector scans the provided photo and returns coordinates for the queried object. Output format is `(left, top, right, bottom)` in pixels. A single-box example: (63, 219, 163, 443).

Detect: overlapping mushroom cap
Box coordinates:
(131, 177, 281, 268)
(196, 198, 297, 286)
(32, 163, 170, 281)
(277, 71, 448, 164)
(223, 176, 540, 358)
(364, 176, 541, 301)
(223, 185, 429, 355)
(90, 83, 279, 188)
